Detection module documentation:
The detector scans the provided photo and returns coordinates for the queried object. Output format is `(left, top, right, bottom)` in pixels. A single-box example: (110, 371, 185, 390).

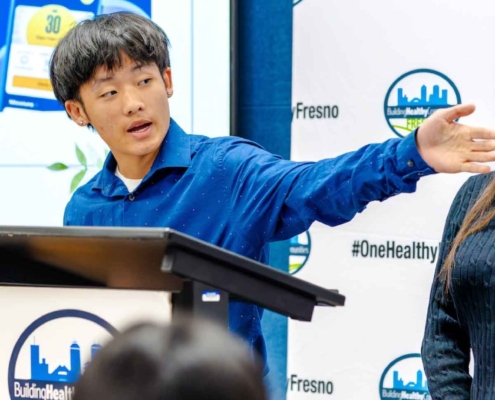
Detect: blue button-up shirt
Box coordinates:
(64, 119, 434, 369)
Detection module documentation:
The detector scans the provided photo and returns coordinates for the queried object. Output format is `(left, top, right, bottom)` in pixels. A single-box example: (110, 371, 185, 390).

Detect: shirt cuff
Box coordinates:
(396, 129, 436, 180)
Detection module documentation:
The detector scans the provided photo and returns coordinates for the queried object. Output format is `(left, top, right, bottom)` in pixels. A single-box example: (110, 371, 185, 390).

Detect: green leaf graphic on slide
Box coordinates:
(47, 163, 69, 171)
(70, 169, 87, 193)
(47, 143, 107, 193)
(76, 144, 88, 167)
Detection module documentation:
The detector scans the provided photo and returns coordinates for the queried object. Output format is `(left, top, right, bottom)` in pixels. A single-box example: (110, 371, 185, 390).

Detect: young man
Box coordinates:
(51, 12, 495, 371)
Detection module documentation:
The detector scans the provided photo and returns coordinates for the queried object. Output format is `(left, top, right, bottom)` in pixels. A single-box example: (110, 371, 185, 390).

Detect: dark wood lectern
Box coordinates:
(0, 226, 345, 324)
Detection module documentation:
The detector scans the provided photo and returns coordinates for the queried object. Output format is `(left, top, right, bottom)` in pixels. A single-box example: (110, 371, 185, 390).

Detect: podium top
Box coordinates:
(0, 226, 345, 321)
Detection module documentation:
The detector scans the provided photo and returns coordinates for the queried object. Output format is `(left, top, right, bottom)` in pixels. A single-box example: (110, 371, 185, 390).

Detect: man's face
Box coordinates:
(66, 53, 173, 171)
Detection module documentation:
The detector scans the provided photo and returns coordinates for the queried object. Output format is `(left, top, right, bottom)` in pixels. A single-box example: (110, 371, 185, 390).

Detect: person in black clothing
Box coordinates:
(422, 171, 495, 399)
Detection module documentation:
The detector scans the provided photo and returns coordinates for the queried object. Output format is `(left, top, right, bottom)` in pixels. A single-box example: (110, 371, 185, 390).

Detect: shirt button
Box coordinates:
(407, 160, 415, 167)
(128, 194, 135, 201)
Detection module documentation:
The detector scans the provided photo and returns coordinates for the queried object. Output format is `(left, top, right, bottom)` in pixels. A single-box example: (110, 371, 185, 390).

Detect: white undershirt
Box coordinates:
(115, 167, 142, 192)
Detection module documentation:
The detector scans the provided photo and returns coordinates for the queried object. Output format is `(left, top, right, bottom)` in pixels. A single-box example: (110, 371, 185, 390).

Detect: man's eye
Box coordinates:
(139, 78, 152, 85)
(101, 90, 117, 98)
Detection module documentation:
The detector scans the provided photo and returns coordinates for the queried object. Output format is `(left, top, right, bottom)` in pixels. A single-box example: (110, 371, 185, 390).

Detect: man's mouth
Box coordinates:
(127, 122, 152, 133)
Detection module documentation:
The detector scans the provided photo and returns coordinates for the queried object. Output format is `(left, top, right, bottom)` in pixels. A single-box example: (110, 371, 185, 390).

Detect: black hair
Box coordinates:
(73, 320, 268, 400)
(50, 12, 171, 108)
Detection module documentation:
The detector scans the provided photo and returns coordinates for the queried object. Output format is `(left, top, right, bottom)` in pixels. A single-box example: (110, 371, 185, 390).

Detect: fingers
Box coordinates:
(437, 103, 475, 122)
(461, 162, 492, 174)
(467, 150, 495, 163)
(471, 140, 495, 152)
(468, 127, 495, 140)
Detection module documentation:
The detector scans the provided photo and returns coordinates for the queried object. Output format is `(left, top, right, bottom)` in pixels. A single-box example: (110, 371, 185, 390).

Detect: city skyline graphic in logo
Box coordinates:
(30, 341, 102, 383)
(384, 69, 461, 138)
(289, 231, 311, 275)
(379, 354, 431, 400)
(9, 310, 117, 400)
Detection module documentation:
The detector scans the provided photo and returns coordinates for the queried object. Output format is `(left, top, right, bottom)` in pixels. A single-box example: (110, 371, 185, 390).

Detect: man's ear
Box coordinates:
(65, 99, 89, 127)
(163, 67, 173, 98)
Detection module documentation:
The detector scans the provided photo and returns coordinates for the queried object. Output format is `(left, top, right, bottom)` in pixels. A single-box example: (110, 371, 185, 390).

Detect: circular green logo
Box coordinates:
(289, 231, 311, 275)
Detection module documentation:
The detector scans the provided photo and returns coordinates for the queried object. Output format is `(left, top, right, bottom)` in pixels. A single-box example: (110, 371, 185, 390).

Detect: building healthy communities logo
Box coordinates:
(9, 310, 117, 400)
(289, 231, 311, 275)
(384, 69, 461, 138)
(379, 354, 431, 400)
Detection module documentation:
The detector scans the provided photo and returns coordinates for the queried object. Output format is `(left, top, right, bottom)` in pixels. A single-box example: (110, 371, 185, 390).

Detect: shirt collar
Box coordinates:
(93, 118, 191, 193)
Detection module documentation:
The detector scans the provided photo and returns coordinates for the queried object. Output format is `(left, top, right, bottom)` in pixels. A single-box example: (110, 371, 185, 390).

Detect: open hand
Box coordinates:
(416, 104, 495, 174)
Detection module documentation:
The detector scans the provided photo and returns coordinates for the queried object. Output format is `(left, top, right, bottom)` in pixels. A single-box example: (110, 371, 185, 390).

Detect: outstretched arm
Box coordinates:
(220, 103, 495, 246)
(220, 132, 431, 245)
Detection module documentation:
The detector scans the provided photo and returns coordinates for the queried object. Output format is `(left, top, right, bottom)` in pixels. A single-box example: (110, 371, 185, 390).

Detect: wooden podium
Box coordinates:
(0, 226, 345, 324)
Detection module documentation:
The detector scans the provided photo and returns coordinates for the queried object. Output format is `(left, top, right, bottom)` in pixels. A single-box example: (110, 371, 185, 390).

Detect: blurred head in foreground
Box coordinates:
(73, 320, 268, 400)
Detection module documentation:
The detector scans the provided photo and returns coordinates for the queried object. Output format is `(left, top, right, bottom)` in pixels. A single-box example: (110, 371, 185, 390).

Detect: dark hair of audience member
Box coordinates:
(73, 320, 268, 400)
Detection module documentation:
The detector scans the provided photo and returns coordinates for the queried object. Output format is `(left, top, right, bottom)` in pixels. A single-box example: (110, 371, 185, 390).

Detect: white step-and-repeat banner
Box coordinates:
(288, 0, 494, 398)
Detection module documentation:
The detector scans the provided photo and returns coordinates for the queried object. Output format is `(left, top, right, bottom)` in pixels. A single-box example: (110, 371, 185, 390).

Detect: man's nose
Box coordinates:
(122, 88, 145, 115)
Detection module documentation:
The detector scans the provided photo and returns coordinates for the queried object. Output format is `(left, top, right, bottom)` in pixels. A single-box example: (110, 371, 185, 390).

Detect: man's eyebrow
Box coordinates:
(91, 64, 152, 87)
(132, 63, 153, 72)
(92, 75, 114, 87)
